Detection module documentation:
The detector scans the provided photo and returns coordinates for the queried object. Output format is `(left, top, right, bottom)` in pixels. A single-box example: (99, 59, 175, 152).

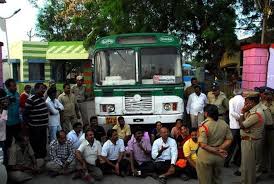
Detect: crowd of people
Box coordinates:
(0, 76, 273, 184)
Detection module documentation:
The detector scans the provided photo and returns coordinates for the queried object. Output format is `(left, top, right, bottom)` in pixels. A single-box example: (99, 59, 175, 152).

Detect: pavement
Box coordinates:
(18, 166, 274, 184)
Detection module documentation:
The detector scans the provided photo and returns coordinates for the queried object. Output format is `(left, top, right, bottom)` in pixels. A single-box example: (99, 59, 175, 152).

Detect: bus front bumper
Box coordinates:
(97, 113, 183, 125)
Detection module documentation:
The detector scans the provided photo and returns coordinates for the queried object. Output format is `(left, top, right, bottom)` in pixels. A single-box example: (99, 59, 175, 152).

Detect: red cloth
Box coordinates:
(177, 135, 191, 159)
(20, 92, 28, 109)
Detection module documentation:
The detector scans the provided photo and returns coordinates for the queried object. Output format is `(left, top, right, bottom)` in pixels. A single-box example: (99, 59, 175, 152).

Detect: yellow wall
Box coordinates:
(220, 51, 240, 68)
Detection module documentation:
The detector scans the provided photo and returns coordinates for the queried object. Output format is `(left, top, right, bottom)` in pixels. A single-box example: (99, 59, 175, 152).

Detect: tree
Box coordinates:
(34, 0, 269, 74)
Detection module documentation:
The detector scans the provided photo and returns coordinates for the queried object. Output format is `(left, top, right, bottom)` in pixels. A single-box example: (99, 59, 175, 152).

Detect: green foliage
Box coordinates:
(33, 0, 273, 72)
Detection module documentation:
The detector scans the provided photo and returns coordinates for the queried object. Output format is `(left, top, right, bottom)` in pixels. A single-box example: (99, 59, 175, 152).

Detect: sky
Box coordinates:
(0, 0, 44, 58)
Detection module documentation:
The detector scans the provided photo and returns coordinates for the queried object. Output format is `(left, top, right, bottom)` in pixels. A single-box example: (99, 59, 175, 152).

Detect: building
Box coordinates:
(9, 41, 92, 93)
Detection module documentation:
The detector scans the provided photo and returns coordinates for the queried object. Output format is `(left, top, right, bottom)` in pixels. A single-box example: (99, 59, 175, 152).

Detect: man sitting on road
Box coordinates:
(46, 130, 75, 177)
(113, 116, 131, 144)
(152, 127, 178, 184)
(8, 134, 40, 183)
(90, 116, 106, 143)
(75, 129, 103, 183)
(101, 129, 129, 176)
(127, 126, 154, 177)
(182, 128, 198, 179)
(67, 122, 83, 149)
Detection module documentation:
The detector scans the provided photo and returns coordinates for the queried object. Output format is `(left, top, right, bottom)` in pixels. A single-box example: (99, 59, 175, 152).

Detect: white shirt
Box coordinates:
(101, 139, 125, 161)
(229, 95, 245, 129)
(77, 139, 102, 165)
(186, 93, 208, 115)
(46, 97, 64, 127)
(79, 133, 85, 144)
(152, 137, 178, 165)
(0, 110, 7, 141)
(67, 130, 83, 149)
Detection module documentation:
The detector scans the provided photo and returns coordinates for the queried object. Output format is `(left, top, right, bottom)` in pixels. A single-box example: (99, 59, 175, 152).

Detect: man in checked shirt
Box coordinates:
(46, 130, 76, 177)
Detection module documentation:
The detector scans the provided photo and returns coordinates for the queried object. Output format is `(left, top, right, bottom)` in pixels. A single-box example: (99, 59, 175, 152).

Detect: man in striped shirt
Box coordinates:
(23, 83, 48, 159)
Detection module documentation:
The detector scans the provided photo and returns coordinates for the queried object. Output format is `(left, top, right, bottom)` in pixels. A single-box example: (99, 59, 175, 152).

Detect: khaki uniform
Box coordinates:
(71, 85, 89, 125)
(197, 118, 233, 184)
(207, 91, 229, 120)
(261, 101, 274, 174)
(240, 104, 265, 184)
(58, 92, 79, 132)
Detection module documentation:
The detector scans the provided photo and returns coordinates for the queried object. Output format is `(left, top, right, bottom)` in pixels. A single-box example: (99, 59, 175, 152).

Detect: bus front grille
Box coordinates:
(124, 96, 153, 113)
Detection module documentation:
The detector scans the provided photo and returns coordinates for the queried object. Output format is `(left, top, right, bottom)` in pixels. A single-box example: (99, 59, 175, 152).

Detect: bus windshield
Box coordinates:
(95, 49, 136, 86)
(141, 47, 182, 84)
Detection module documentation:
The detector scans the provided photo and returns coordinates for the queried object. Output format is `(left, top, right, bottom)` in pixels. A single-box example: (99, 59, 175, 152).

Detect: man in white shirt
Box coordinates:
(101, 129, 129, 176)
(152, 127, 178, 184)
(67, 122, 83, 149)
(186, 85, 208, 128)
(75, 129, 103, 183)
(46, 87, 64, 142)
(225, 89, 244, 168)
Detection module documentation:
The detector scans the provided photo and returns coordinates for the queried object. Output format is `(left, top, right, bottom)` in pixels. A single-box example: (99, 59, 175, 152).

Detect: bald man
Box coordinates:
(152, 127, 178, 184)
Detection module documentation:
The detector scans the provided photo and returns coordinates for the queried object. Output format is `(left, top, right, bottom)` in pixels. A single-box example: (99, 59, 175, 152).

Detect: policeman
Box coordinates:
(207, 82, 229, 121)
(259, 87, 274, 177)
(196, 104, 233, 184)
(239, 91, 265, 184)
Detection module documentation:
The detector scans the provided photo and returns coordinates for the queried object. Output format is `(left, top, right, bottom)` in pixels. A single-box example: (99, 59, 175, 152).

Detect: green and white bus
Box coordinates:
(93, 33, 184, 125)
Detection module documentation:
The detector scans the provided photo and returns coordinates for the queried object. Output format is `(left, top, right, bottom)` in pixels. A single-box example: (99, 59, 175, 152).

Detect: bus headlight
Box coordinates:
(100, 104, 115, 113)
(107, 104, 115, 112)
(163, 103, 177, 111)
(163, 103, 172, 111)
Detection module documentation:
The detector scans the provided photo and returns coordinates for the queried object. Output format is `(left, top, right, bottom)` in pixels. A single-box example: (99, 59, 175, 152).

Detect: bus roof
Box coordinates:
(94, 33, 181, 50)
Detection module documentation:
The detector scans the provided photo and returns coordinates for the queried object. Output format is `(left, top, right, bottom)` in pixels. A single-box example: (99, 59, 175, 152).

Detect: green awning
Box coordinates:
(46, 41, 89, 60)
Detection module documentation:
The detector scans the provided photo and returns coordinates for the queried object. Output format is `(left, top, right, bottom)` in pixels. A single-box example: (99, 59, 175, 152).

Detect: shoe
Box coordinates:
(179, 173, 190, 181)
(158, 175, 167, 184)
(234, 171, 241, 176)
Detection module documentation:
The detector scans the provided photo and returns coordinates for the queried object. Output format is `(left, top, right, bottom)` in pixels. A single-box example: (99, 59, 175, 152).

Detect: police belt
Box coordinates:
(241, 136, 261, 141)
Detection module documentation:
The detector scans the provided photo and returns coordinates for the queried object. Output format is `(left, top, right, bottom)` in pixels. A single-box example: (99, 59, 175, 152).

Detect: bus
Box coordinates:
(92, 33, 184, 126)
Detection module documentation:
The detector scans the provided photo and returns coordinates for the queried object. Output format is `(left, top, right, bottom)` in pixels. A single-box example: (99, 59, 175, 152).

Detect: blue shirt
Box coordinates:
(6, 91, 20, 126)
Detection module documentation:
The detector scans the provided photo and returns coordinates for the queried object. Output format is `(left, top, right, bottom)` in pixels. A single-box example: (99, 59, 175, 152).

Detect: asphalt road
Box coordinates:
(19, 166, 273, 184)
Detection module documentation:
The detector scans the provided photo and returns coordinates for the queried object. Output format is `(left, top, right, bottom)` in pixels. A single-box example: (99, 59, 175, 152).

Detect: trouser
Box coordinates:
(62, 116, 78, 133)
(78, 102, 89, 125)
(176, 163, 197, 179)
(196, 157, 223, 184)
(86, 164, 103, 180)
(48, 125, 62, 143)
(29, 125, 47, 159)
(262, 128, 274, 174)
(190, 113, 204, 128)
(254, 138, 263, 178)
(0, 164, 7, 184)
(154, 160, 173, 175)
(8, 171, 32, 183)
(225, 129, 241, 166)
(46, 160, 76, 173)
(134, 161, 155, 175)
(241, 140, 256, 184)
(6, 123, 21, 148)
(100, 159, 129, 175)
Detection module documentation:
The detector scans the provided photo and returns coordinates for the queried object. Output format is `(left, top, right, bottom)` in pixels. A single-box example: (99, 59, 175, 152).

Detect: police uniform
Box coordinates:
(196, 118, 233, 184)
(71, 76, 89, 125)
(207, 90, 229, 120)
(261, 93, 274, 175)
(240, 91, 265, 184)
